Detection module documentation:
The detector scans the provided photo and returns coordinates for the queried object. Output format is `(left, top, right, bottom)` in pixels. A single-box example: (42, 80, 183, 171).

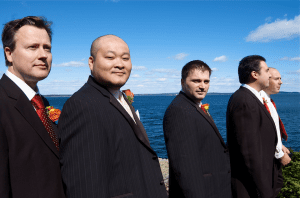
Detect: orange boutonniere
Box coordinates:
(122, 89, 134, 104)
(46, 106, 61, 122)
(202, 103, 210, 112)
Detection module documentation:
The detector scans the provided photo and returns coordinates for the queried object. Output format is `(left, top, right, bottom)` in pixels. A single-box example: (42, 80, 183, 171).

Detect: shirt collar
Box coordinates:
(242, 84, 263, 104)
(259, 90, 271, 102)
(5, 70, 39, 101)
(108, 89, 122, 101)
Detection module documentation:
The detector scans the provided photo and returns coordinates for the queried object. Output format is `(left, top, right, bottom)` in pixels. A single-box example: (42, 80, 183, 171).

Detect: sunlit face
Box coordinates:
(5, 25, 52, 89)
(89, 36, 132, 90)
(181, 69, 210, 104)
(256, 61, 271, 90)
(264, 68, 282, 95)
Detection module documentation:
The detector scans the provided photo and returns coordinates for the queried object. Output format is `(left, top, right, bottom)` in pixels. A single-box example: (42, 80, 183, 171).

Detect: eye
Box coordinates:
(44, 45, 52, 52)
(106, 56, 114, 59)
(122, 57, 130, 61)
(29, 45, 38, 49)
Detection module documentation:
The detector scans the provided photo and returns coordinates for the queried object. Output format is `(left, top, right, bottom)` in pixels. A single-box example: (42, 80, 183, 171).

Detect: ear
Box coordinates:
(4, 47, 13, 63)
(251, 71, 259, 80)
(88, 56, 94, 72)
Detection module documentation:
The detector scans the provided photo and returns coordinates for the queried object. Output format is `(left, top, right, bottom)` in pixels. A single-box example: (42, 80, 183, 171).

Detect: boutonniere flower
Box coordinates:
(46, 106, 61, 122)
(262, 97, 268, 104)
(202, 103, 210, 112)
(122, 89, 134, 104)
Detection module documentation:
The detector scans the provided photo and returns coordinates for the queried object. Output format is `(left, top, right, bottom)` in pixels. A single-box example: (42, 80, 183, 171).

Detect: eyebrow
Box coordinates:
(106, 51, 130, 56)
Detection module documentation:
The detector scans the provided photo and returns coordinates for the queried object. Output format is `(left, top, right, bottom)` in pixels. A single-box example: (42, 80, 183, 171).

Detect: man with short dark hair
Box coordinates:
(0, 16, 65, 198)
(227, 55, 279, 198)
(59, 35, 168, 198)
(260, 68, 290, 197)
(163, 60, 231, 198)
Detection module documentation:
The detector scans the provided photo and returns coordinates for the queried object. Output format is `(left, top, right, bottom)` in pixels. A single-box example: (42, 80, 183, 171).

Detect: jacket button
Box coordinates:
(152, 156, 158, 160)
(160, 180, 164, 185)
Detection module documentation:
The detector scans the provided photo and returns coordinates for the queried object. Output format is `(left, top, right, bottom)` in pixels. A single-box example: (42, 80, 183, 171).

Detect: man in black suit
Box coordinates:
(59, 35, 168, 198)
(163, 60, 231, 198)
(0, 16, 65, 198)
(227, 55, 279, 198)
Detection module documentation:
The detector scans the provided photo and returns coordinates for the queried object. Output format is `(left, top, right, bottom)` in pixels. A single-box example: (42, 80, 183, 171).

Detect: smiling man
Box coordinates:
(163, 60, 231, 198)
(0, 16, 65, 198)
(58, 35, 168, 198)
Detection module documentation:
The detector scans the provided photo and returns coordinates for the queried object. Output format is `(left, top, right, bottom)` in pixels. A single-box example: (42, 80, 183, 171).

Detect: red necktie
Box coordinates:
(31, 94, 59, 150)
(262, 98, 288, 141)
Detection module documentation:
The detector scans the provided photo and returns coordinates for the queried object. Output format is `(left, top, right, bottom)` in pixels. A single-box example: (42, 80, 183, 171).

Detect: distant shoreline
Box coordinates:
(44, 91, 299, 97)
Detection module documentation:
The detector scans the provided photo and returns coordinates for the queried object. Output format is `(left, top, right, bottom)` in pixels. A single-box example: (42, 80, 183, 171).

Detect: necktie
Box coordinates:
(262, 98, 288, 141)
(31, 94, 59, 150)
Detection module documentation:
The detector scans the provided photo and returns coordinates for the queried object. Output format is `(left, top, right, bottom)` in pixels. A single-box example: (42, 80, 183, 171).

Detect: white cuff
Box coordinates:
(275, 150, 285, 159)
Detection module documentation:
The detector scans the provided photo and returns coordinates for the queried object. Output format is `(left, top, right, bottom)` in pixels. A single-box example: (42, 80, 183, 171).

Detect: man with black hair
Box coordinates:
(0, 16, 65, 198)
(164, 60, 231, 198)
(227, 55, 279, 198)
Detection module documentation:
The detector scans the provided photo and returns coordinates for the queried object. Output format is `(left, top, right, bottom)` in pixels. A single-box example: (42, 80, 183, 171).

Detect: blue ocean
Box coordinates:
(46, 92, 300, 158)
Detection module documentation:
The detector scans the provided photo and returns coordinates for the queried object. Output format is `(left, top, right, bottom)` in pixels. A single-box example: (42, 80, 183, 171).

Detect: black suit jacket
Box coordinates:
(226, 86, 279, 198)
(0, 74, 65, 198)
(58, 76, 168, 198)
(163, 92, 231, 198)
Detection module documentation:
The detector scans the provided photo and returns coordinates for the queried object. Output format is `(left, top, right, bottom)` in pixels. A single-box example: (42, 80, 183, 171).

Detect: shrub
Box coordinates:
(278, 150, 300, 198)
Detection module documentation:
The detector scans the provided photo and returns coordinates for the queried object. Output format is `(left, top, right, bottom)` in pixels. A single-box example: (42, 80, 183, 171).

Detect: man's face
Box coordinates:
(5, 25, 52, 89)
(181, 69, 210, 104)
(89, 36, 132, 90)
(264, 69, 282, 95)
(256, 61, 271, 90)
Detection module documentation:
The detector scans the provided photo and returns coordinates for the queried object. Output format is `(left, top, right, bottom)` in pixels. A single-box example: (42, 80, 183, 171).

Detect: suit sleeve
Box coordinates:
(58, 97, 111, 198)
(0, 119, 11, 198)
(163, 105, 206, 197)
(228, 98, 273, 198)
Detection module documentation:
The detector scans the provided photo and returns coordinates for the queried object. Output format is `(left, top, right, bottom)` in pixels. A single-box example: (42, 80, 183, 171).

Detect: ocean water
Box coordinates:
(47, 92, 300, 158)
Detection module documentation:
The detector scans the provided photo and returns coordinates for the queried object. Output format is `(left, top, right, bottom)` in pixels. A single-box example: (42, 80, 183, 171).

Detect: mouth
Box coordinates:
(112, 72, 126, 75)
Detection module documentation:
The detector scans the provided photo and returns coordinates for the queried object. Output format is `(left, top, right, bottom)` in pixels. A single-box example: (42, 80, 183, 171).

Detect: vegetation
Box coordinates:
(278, 149, 300, 198)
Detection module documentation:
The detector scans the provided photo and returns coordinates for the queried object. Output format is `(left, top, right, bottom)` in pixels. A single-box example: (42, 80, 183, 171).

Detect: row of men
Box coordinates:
(0, 16, 290, 198)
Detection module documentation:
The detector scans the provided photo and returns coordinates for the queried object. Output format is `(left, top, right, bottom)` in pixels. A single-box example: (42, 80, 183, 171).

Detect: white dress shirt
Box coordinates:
(109, 89, 136, 123)
(260, 90, 284, 159)
(5, 70, 39, 101)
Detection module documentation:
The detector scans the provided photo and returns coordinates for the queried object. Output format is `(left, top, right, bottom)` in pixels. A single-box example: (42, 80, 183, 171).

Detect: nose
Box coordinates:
(279, 79, 283, 85)
(37, 48, 48, 59)
(199, 81, 205, 89)
(115, 57, 125, 69)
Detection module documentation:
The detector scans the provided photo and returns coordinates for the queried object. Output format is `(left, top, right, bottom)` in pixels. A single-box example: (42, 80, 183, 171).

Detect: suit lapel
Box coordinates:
(87, 76, 156, 155)
(240, 87, 278, 141)
(0, 75, 59, 157)
(179, 92, 227, 148)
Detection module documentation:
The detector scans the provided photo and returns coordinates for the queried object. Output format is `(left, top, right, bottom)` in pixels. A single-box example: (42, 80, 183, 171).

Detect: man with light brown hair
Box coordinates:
(260, 67, 291, 196)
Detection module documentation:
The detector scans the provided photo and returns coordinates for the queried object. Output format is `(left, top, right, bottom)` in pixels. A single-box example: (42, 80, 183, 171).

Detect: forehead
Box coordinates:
(98, 36, 129, 53)
(187, 69, 210, 78)
(14, 25, 50, 43)
(259, 61, 268, 70)
(269, 69, 280, 77)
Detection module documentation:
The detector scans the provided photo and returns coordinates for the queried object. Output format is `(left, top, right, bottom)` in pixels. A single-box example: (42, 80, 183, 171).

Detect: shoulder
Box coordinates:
(164, 94, 196, 119)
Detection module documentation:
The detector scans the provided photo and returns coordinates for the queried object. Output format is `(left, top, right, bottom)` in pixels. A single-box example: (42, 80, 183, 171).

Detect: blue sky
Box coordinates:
(0, 0, 299, 94)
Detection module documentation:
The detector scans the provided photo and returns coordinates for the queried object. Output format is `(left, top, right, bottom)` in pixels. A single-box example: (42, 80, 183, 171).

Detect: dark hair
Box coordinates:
(2, 16, 52, 66)
(238, 55, 266, 84)
(181, 60, 212, 81)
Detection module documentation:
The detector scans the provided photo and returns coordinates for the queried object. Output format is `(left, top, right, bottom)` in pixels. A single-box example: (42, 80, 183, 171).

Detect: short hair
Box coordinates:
(2, 16, 52, 66)
(181, 60, 212, 81)
(238, 55, 266, 84)
(90, 34, 118, 59)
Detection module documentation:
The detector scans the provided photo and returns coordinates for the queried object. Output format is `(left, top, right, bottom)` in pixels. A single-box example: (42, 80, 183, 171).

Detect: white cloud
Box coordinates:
(265, 16, 272, 23)
(246, 15, 300, 42)
(0, 45, 3, 49)
(53, 61, 86, 67)
(152, 68, 179, 74)
(280, 56, 300, 61)
(131, 74, 140, 78)
(290, 57, 300, 61)
(132, 66, 147, 71)
(213, 55, 228, 62)
(211, 68, 219, 71)
(174, 53, 189, 60)
(157, 78, 167, 82)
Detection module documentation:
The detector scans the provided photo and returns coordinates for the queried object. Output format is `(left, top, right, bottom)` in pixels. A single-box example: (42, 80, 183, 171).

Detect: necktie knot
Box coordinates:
(31, 94, 45, 109)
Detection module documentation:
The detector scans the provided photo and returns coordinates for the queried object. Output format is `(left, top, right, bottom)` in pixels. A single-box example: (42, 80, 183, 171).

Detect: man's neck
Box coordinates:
(246, 82, 262, 92)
